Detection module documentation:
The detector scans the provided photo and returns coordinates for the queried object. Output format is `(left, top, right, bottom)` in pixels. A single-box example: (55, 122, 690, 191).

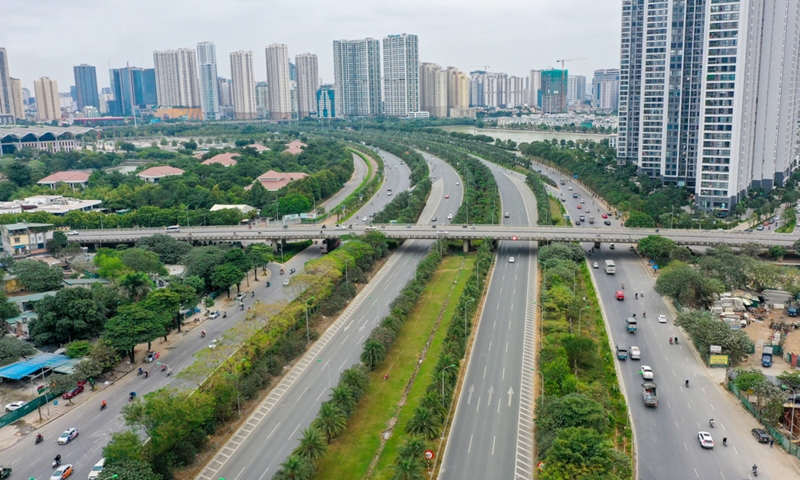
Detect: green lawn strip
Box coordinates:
(313, 254, 473, 479)
(335, 147, 384, 223)
(370, 256, 475, 480)
(776, 216, 796, 233)
(548, 196, 568, 226)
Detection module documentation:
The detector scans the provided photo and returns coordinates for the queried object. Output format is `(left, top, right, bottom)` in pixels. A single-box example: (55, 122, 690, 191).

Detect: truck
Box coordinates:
(627, 317, 638, 333)
(642, 382, 658, 407)
(594, 241, 601, 249)
(588, 216, 595, 224)
(605, 260, 616, 274)
(616, 345, 628, 360)
(560, 179, 566, 185)
(762, 346, 774, 367)
(321, 238, 341, 254)
(789, 306, 798, 317)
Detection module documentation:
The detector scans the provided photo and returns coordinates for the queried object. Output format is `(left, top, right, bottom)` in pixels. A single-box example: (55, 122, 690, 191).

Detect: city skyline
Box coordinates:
(0, 0, 619, 92)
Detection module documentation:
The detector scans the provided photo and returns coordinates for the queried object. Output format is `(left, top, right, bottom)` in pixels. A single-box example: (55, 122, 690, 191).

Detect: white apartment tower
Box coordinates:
(265, 44, 292, 120)
(10, 78, 24, 119)
(196, 42, 220, 120)
(446, 67, 470, 116)
(529, 70, 542, 108)
(0, 48, 12, 118)
(153, 48, 201, 107)
(592, 69, 620, 111)
(382, 33, 419, 117)
(295, 53, 319, 118)
(567, 75, 586, 104)
(618, 0, 800, 212)
(230, 51, 257, 120)
(332, 38, 382, 117)
(34, 77, 60, 121)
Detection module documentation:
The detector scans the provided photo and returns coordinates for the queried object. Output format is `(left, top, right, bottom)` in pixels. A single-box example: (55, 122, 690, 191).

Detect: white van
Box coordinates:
(447, 214, 453, 220)
(165, 225, 180, 232)
(88, 458, 105, 479)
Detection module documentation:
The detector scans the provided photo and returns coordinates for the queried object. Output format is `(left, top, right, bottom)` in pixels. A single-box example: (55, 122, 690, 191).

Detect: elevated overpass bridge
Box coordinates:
(68, 224, 799, 250)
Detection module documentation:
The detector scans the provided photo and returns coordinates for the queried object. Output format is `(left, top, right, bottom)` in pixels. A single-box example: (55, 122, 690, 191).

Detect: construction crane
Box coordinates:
(555, 58, 587, 110)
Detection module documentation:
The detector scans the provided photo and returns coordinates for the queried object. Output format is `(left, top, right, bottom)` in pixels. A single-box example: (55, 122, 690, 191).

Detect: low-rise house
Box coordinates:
(0, 222, 54, 256)
(201, 153, 238, 167)
(251, 169, 308, 191)
(137, 166, 185, 183)
(37, 171, 91, 190)
(283, 140, 307, 155)
(62, 278, 111, 289)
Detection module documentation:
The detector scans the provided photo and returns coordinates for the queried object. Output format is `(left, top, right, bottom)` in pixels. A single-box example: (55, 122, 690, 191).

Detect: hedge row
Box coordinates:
(387, 239, 494, 475)
(526, 172, 552, 225)
(334, 146, 384, 223)
(271, 239, 448, 479)
(372, 178, 432, 224)
(99, 233, 391, 480)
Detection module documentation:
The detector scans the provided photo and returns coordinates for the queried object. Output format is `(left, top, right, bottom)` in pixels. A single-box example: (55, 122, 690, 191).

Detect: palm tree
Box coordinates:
(360, 339, 386, 370)
(340, 366, 370, 397)
(274, 454, 315, 480)
(419, 392, 448, 423)
(329, 384, 356, 416)
(390, 456, 424, 480)
(311, 402, 347, 443)
(404, 406, 441, 440)
(396, 435, 426, 461)
(119, 272, 153, 301)
(293, 427, 327, 462)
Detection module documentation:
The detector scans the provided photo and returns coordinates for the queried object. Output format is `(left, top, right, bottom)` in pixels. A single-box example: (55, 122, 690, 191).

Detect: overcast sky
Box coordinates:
(1, 0, 621, 92)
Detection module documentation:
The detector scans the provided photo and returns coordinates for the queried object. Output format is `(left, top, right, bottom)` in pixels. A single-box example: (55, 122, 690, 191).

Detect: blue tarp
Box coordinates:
(0, 353, 71, 380)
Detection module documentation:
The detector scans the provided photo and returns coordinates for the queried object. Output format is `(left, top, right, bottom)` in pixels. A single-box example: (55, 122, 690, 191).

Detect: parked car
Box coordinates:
(58, 428, 79, 444)
(4, 401, 25, 412)
(62, 385, 84, 400)
(208, 339, 220, 350)
(751, 428, 770, 443)
(144, 351, 159, 363)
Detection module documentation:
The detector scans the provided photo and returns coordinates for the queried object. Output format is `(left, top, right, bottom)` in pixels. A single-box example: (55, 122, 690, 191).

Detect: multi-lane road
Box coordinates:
(196, 150, 462, 480)
(440, 160, 538, 479)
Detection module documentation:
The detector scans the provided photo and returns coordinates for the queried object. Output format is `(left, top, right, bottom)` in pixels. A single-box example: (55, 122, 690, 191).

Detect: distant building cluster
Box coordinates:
(496, 113, 618, 130)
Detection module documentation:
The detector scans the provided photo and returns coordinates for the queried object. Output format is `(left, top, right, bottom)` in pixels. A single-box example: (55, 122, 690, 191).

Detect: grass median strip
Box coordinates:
(314, 254, 475, 480)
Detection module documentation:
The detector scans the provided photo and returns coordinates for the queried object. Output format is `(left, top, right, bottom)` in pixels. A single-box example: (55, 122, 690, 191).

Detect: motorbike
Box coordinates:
(223, 311, 227, 318)
(137, 367, 143, 376)
(753, 465, 758, 477)
(201, 330, 206, 338)
(251, 292, 254, 297)
(266, 282, 270, 288)
(129, 392, 136, 401)
(161, 364, 167, 372)
(100, 401, 107, 411)
(52, 457, 61, 468)
(674, 337, 678, 344)
(144, 370, 149, 379)
(35, 434, 43, 445)
(709, 419, 715, 428)
(669, 338, 673, 345)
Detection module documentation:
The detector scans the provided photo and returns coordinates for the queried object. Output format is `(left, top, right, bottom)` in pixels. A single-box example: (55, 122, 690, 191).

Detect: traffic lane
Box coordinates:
(319, 153, 369, 216)
(353, 148, 411, 222)
(590, 250, 794, 479)
(209, 152, 461, 478)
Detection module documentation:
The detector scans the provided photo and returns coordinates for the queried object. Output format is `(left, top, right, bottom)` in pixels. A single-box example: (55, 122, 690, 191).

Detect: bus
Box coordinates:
(605, 260, 616, 274)
(165, 225, 180, 232)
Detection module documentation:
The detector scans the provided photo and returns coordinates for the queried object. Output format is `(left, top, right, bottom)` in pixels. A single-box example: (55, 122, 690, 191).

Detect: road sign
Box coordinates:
(424, 450, 435, 460)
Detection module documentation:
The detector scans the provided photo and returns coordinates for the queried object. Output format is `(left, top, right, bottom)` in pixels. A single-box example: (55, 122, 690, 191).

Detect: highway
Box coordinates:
(0, 150, 406, 480)
(317, 152, 370, 216)
(537, 162, 800, 479)
(440, 160, 537, 479)
(196, 151, 461, 480)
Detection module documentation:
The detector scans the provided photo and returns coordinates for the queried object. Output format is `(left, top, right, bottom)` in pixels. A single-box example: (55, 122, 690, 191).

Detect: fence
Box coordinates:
(0, 393, 52, 429)
(728, 382, 800, 460)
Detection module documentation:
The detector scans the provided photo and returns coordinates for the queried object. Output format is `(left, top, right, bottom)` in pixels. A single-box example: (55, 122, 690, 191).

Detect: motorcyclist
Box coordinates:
(36, 433, 43, 443)
(201, 330, 206, 338)
(669, 337, 673, 345)
(144, 370, 149, 378)
(251, 292, 254, 297)
(54, 454, 61, 466)
(635, 293, 638, 299)
(643, 311, 646, 318)
(709, 418, 715, 427)
(621, 283, 625, 290)
(722, 437, 727, 446)
(752, 464, 757, 474)
(101, 399, 107, 408)
(685, 379, 689, 387)
(129, 392, 136, 401)
(138, 367, 143, 375)
(674, 336, 678, 344)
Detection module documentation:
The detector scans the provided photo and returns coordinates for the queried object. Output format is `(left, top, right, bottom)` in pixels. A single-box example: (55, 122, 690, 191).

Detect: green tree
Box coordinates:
(120, 247, 167, 275)
(396, 435, 426, 461)
(136, 234, 193, 264)
(534, 393, 609, 455)
(183, 246, 227, 288)
(541, 427, 631, 480)
(404, 406, 441, 440)
(794, 237, 800, 252)
(637, 235, 676, 261)
(103, 304, 167, 361)
(246, 243, 271, 281)
(654, 262, 701, 305)
(211, 263, 246, 297)
(272, 454, 315, 480)
(141, 289, 181, 334)
(119, 272, 155, 301)
(311, 402, 347, 443)
(390, 457, 425, 480)
(65, 340, 92, 358)
(740, 242, 764, 258)
(625, 211, 656, 228)
(28, 288, 107, 346)
(96, 457, 157, 480)
(0, 335, 37, 366)
(6, 160, 32, 187)
(360, 338, 386, 369)
(0, 291, 20, 323)
(46, 230, 69, 256)
(95, 255, 129, 279)
(768, 245, 787, 260)
(293, 427, 327, 461)
(184, 275, 206, 293)
(13, 260, 64, 292)
(278, 192, 312, 215)
(101, 430, 147, 465)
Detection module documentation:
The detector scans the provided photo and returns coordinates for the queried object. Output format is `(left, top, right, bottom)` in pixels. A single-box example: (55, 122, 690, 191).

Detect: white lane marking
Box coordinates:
(488, 341, 492, 352)
(468, 435, 474, 454)
(483, 366, 487, 378)
(316, 388, 327, 401)
(502, 367, 505, 380)
(232, 467, 246, 480)
(492, 436, 497, 456)
(506, 342, 509, 352)
(493, 320, 496, 329)
(266, 422, 281, 439)
(257, 467, 271, 480)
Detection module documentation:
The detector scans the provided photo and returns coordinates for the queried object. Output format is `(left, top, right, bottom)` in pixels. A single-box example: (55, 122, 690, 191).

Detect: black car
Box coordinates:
(751, 428, 770, 443)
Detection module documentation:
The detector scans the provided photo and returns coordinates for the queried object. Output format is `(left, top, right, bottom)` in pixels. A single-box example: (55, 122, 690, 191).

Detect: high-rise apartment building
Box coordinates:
(420, 63, 448, 118)
(73, 64, 99, 110)
(567, 75, 586, 104)
(0, 48, 12, 118)
(529, 69, 542, 108)
(197, 42, 220, 120)
(295, 53, 319, 118)
(541, 70, 567, 114)
(507, 76, 526, 108)
(592, 69, 619, 111)
(618, 0, 800, 212)
(255, 81, 269, 118)
(217, 78, 233, 107)
(317, 84, 335, 118)
(109, 67, 157, 116)
(10, 78, 24, 119)
(382, 34, 419, 117)
(446, 67, 469, 116)
(230, 51, 257, 120)
(34, 77, 60, 121)
(332, 38, 382, 117)
(153, 48, 201, 108)
(264, 43, 292, 120)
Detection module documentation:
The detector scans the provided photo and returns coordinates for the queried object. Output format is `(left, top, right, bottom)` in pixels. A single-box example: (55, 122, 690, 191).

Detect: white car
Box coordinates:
(58, 427, 79, 444)
(282, 279, 290, 286)
(4, 401, 26, 412)
(66, 231, 79, 236)
(50, 464, 74, 480)
(658, 314, 667, 323)
(592, 262, 599, 269)
(208, 311, 220, 319)
(629, 346, 640, 360)
(88, 458, 105, 479)
(509, 257, 516, 263)
(568, 186, 573, 191)
(698, 431, 715, 448)
(640, 366, 654, 380)
(208, 339, 220, 350)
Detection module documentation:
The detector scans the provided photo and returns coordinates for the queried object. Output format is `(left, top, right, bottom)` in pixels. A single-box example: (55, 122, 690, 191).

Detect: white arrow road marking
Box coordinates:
(467, 385, 474, 405)
(507, 387, 514, 407)
(487, 386, 494, 406)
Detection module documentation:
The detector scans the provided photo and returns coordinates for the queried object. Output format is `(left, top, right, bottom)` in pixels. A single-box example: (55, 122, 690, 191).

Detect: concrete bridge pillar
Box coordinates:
(94, 243, 101, 251)
(463, 238, 470, 253)
(272, 239, 280, 252)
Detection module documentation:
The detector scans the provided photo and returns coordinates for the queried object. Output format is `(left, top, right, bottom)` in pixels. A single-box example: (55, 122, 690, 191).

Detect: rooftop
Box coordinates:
(209, 204, 255, 214)
(283, 140, 307, 155)
(137, 166, 185, 178)
(37, 171, 91, 184)
(252, 169, 308, 191)
(1, 222, 53, 231)
(201, 153, 238, 167)
(0, 125, 96, 141)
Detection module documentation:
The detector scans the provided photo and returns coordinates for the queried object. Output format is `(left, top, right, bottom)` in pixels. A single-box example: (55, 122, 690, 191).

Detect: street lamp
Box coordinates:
(318, 358, 331, 389)
(304, 297, 315, 345)
(578, 299, 590, 336)
(441, 364, 457, 407)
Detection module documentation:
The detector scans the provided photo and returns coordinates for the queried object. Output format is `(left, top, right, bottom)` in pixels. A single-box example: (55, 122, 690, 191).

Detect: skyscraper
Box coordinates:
(230, 51, 257, 120)
(332, 38, 382, 117)
(265, 44, 292, 120)
(217, 78, 233, 107)
(592, 69, 619, 111)
(109, 67, 157, 116)
(317, 84, 335, 118)
(295, 53, 319, 118)
(10, 78, 24, 119)
(567, 75, 586, 104)
(446, 67, 469, 116)
(507, 76, 526, 108)
(153, 48, 201, 107)
(34, 77, 60, 121)
(0, 48, 12, 117)
(382, 33, 419, 117)
(255, 81, 269, 118)
(196, 42, 220, 120)
(73, 64, 99, 110)
(541, 69, 567, 114)
(420, 63, 446, 117)
(529, 69, 542, 108)
(617, 0, 800, 212)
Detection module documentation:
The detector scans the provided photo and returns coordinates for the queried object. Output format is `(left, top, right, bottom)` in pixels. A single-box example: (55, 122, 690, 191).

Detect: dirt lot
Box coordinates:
(741, 309, 800, 371)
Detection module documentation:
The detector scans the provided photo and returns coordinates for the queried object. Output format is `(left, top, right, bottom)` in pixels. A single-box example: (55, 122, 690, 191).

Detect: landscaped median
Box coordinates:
(334, 146, 383, 223)
(535, 242, 632, 479)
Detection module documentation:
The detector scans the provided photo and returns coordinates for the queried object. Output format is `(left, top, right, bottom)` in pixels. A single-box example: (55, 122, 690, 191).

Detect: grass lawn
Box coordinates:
(549, 196, 569, 226)
(314, 254, 476, 480)
(777, 216, 796, 234)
